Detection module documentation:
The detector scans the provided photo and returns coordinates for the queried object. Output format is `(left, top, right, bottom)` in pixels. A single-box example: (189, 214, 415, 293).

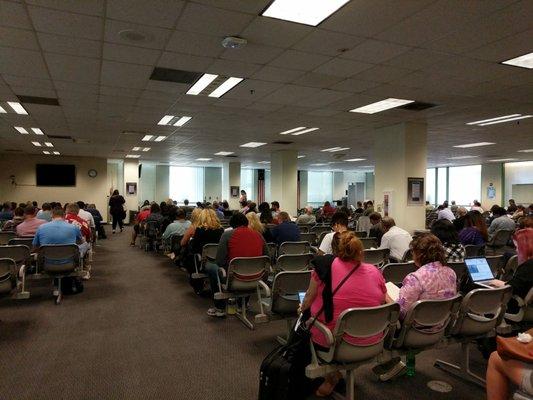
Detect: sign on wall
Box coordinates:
(126, 182, 137, 195)
(407, 177, 424, 206)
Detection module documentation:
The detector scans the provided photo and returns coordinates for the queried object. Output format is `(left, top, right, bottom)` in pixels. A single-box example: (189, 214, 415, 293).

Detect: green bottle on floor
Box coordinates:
(406, 351, 416, 376)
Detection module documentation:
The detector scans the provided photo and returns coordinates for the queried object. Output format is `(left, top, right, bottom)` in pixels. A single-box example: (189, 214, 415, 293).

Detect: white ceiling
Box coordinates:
(0, 0, 532, 170)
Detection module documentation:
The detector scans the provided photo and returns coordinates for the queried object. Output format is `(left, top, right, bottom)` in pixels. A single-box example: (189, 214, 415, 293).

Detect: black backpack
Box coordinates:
(61, 277, 84, 295)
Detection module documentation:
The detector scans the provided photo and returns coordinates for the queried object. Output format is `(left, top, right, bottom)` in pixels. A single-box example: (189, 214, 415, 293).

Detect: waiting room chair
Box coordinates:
(401, 248, 413, 262)
(316, 231, 329, 247)
(0, 258, 16, 296)
(299, 232, 317, 246)
(214, 255, 271, 329)
(485, 255, 505, 277)
(37, 244, 82, 304)
(359, 237, 377, 250)
(310, 225, 332, 236)
(297, 225, 310, 233)
(0, 245, 32, 299)
(275, 253, 313, 272)
(504, 287, 533, 326)
(8, 237, 34, 248)
(434, 286, 512, 387)
(305, 303, 400, 400)
(353, 231, 367, 238)
(143, 221, 162, 252)
(381, 262, 417, 286)
(447, 262, 467, 285)
(356, 216, 371, 235)
(266, 242, 277, 262)
(0, 231, 16, 245)
(501, 255, 519, 281)
(363, 248, 390, 267)
(464, 244, 485, 258)
(278, 241, 310, 256)
(192, 243, 218, 279)
(486, 229, 513, 255)
(514, 391, 533, 400)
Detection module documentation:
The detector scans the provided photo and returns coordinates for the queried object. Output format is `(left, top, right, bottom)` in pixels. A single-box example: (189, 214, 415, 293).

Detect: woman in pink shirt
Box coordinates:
(300, 231, 387, 396)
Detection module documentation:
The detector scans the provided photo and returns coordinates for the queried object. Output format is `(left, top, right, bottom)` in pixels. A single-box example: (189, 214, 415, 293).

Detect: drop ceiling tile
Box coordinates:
(105, 19, 172, 50)
(240, 16, 312, 48)
(245, 102, 284, 112)
(191, 0, 267, 14)
(260, 84, 323, 105)
(99, 86, 143, 98)
(28, 6, 103, 40)
(296, 89, 353, 108)
(157, 52, 214, 72)
(166, 30, 224, 58)
(467, 29, 533, 63)
(0, 48, 49, 79)
(45, 53, 100, 84)
(25, 0, 104, 16)
(103, 43, 161, 66)
(207, 58, 261, 78)
(251, 65, 304, 83)
(268, 50, 331, 72)
(292, 29, 364, 56)
(223, 79, 282, 101)
(0, 0, 33, 29)
(2, 75, 54, 90)
(177, 2, 254, 36)
(0, 27, 39, 50)
(292, 73, 344, 89)
(37, 32, 101, 58)
(340, 39, 412, 64)
(221, 44, 285, 65)
(314, 58, 373, 78)
(107, 0, 184, 28)
(383, 48, 454, 71)
(329, 78, 381, 93)
(101, 60, 153, 89)
(9, 86, 57, 99)
(351, 65, 413, 83)
(54, 81, 100, 94)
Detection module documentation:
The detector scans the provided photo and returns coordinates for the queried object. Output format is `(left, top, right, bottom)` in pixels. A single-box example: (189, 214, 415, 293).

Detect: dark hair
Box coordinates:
(142, 200, 150, 206)
(184, 199, 189, 205)
(258, 202, 270, 213)
(464, 211, 488, 241)
(369, 212, 382, 223)
(366, 200, 373, 206)
(230, 213, 248, 228)
(430, 219, 459, 244)
(222, 200, 229, 209)
(113, 190, 119, 196)
(2, 202, 11, 211)
(176, 208, 186, 219)
(23, 205, 36, 216)
(271, 201, 280, 209)
(278, 211, 290, 222)
(493, 206, 506, 216)
(14, 206, 24, 217)
(150, 203, 161, 213)
(247, 202, 257, 213)
(410, 233, 446, 266)
(324, 201, 331, 207)
(331, 232, 341, 255)
(331, 211, 348, 227)
(77, 201, 85, 209)
(52, 207, 64, 217)
(356, 201, 362, 207)
(260, 210, 273, 224)
(32, 201, 38, 207)
(42, 202, 51, 211)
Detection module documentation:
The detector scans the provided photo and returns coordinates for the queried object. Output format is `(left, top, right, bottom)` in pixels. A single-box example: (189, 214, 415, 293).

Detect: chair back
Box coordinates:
(501, 255, 519, 280)
(0, 231, 16, 245)
(356, 216, 371, 235)
(266, 242, 277, 260)
(327, 303, 400, 363)
(201, 243, 218, 261)
(381, 263, 417, 286)
(363, 248, 390, 267)
(488, 229, 513, 247)
(145, 220, 161, 238)
(464, 244, 484, 258)
(353, 231, 367, 238)
(401, 248, 413, 262)
(447, 261, 467, 284)
(310, 225, 331, 236)
(276, 253, 313, 272)
(451, 286, 512, 337)
(485, 255, 504, 277)
(170, 234, 183, 253)
(317, 231, 329, 247)
(297, 225, 310, 233)
(225, 256, 270, 292)
(0, 258, 16, 294)
(395, 295, 462, 349)
(299, 232, 317, 246)
(523, 288, 533, 323)
(279, 241, 310, 255)
(360, 237, 377, 250)
(8, 237, 34, 248)
(0, 245, 31, 266)
(37, 244, 80, 274)
(270, 271, 311, 316)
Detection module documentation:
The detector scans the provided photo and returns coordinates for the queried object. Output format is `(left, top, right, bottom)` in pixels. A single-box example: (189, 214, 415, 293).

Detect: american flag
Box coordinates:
(258, 169, 265, 203)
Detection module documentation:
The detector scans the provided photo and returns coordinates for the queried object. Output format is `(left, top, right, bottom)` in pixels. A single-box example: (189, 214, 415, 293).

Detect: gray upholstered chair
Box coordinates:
(278, 241, 310, 256)
(363, 248, 390, 267)
(486, 229, 513, 255)
(464, 244, 485, 258)
(0, 258, 16, 296)
(381, 262, 417, 286)
(359, 237, 377, 249)
(0, 231, 16, 245)
(504, 287, 533, 325)
(275, 253, 313, 272)
(299, 232, 317, 246)
(0, 245, 32, 299)
(192, 243, 218, 279)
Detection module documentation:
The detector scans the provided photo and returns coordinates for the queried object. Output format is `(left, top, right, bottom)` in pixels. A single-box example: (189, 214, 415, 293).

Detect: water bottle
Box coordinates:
(406, 351, 416, 377)
(227, 298, 236, 315)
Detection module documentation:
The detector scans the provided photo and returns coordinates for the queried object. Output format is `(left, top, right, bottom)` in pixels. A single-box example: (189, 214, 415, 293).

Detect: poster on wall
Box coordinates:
(487, 183, 496, 199)
(230, 186, 239, 198)
(126, 182, 137, 195)
(407, 177, 424, 206)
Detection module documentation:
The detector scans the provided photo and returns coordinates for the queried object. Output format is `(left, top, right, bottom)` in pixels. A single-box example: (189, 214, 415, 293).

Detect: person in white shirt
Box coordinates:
(378, 217, 412, 261)
(471, 200, 484, 214)
(437, 204, 455, 221)
(77, 201, 95, 229)
(318, 212, 348, 255)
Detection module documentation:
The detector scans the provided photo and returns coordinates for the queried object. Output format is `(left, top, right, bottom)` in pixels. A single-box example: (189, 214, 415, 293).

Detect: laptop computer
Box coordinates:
(465, 258, 498, 288)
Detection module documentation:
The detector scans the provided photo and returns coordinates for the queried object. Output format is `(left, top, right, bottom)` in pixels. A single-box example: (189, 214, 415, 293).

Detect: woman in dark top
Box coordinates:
(190, 209, 224, 255)
(459, 210, 488, 246)
(108, 189, 125, 233)
(431, 219, 465, 262)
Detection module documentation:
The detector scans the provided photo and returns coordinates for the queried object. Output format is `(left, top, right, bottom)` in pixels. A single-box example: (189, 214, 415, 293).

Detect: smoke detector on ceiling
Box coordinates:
(221, 36, 247, 49)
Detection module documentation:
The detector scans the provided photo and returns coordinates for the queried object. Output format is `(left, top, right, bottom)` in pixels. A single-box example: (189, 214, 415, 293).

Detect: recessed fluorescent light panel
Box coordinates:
(7, 101, 28, 115)
(157, 115, 192, 126)
(142, 147, 150, 152)
(0, 105, 6, 113)
(187, 73, 218, 95)
(31, 128, 44, 135)
(31, 141, 41, 147)
(283, 127, 319, 136)
(279, 127, 306, 135)
(44, 142, 53, 147)
(142, 135, 153, 141)
(350, 98, 414, 114)
(132, 147, 141, 151)
(258, 161, 270, 164)
(196, 158, 212, 161)
(447, 156, 479, 160)
(215, 151, 234, 156)
(298, 155, 306, 159)
(126, 154, 140, 158)
(154, 136, 166, 142)
(14, 126, 28, 134)
(262, 0, 350, 26)
(489, 158, 518, 162)
(345, 158, 366, 162)
(240, 142, 267, 148)
(467, 114, 532, 126)
(52, 151, 60, 155)
(187, 73, 243, 98)
(502, 52, 533, 69)
(321, 147, 350, 152)
(453, 142, 495, 148)
(209, 77, 243, 98)
(518, 149, 533, 153)
(311, 163, 328, 166)
(43, 151, 50, 155)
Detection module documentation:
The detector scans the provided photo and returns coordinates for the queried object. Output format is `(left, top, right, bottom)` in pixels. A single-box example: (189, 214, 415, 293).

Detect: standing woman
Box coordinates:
(108, 189, 126, 233)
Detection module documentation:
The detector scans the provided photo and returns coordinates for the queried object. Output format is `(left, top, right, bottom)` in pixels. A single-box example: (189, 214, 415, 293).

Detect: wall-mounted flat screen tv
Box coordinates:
(36, 164, 76, 186)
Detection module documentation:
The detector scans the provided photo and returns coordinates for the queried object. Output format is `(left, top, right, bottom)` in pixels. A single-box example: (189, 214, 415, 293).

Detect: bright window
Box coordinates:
(169, 167, 204, 203)
(264, 169, 271, 202)
(449, 165, 481, 206)
(437, 167, 447, 205)
(240, 169, 255, 201)
(308, 171, 333, 205)
(426, 168, 436, 205)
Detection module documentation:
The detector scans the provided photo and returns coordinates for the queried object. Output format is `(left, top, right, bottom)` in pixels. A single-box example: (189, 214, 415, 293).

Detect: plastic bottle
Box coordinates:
(406, 351, 416, 377)
(227, 298, 236, 315)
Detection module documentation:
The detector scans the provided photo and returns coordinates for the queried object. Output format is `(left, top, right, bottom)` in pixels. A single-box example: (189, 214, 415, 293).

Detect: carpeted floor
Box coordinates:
(0, 228, 487, 399)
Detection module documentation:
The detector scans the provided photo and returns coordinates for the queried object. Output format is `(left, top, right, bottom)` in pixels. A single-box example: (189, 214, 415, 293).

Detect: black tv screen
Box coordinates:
(36, 164, 76, 186)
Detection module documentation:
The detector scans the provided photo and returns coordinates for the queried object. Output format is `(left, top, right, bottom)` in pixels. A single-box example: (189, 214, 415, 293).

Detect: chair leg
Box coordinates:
(254, 284, 269, 324)
(276, 318, 294, 345)
(330, 370, 355, 400)
(55, 278, 62, 305)
(434, 342, 485, 388)
(235, 300, 254, 330)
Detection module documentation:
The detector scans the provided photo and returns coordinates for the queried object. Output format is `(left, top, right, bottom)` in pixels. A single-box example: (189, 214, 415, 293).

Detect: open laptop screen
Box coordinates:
(465, 258, 494, 282)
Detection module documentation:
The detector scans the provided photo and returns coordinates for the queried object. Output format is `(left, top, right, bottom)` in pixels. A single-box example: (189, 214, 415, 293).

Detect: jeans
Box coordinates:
(205, 261, 225, 309)
(78, 242, 90, 258)
(111, 213, 124, 230)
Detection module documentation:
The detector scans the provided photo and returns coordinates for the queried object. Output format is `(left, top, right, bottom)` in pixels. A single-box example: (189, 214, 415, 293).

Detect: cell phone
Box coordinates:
(298, 291, 306, 303)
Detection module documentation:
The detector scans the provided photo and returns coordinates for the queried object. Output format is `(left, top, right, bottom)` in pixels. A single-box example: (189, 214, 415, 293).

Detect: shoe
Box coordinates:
(130, 242, 136, 247)
(82, 271, 90, 280)
(112, 230, 116, 234)
(379, 361, 407, 382)
(206, 307, 226, 318)
(53, 289, 59, 296)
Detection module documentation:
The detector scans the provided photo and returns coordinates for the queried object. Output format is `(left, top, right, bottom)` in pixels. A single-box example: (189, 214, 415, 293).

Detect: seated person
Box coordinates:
(430, 219, 465, 262)
(459, 210, 488, 246)
(246, 211, 274, 243)
(511, 204, 526, 221)
(205, 213, 267, 317)
(36, 203, 52, 222)
(300, 231, 386, 396)
(2, 206, 24, 231)
(354, 201, 364, 214)
(486, 347, 533, 400)
(162, 208, 191, 243)
(321, 201, 336, 218)
(471, 200, 484, 213)
(86, 204, 106, 239)
(296, 206, 316, 225)
(453, 207, 467, 231)
(130, 203, 151, 246)
(0, 202, 14, 221)
(319, 212, 348, 255)
(369, 212, 385, 246)
(271, 211, 301, 246)
(437, 203, 455, 221)
(212, 202, 224, 219)
(65, 203, 91, 260)
(77, 201, 95, 231)
(362, 200, 374, 216)
(488, 206, 516, 240)
(378, 217, 412, 262)
(16, 205, 46, 237)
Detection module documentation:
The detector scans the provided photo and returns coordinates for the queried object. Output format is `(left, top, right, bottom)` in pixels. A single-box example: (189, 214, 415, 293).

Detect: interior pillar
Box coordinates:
(271, 150, 298, 216)
(222, 161, 241, 209)
(123, 159, 139, 223)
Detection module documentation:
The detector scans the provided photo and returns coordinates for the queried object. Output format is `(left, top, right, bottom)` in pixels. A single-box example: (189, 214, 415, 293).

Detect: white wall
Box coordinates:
(204, 167, 222, 202)
(0, 155, 108, 213)
(299, 170, 308, 209)
(123, 160, 138, 223)
(333, 172, 345, 200)
(138, 163, 156, 203)
(481, 163, 503, 209)
(505, 161, 533, 205)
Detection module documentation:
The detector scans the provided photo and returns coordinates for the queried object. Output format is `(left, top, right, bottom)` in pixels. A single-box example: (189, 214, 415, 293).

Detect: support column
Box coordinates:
(271, 150, 298, 216)
(222, 161, 241, 209)
(123, 159, 139, 223)
(374, 122, 427, 234)
(333, 171, 345, 201)
(299, 170, 308, 209)
(481, 163, 503, 209)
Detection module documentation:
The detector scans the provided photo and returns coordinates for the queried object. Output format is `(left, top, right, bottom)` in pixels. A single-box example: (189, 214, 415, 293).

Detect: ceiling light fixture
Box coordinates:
(298, 155, 306, 159)
(126, 154, 140, 158)
(174, 116, 192, 126)
(142, 135, 153, 141)
(0, 105, 6, 113)
(154, 136, 166, 142)
(291, 127, 319, 136)
(489, 158, 518, 162)
(215, 151, 234, 156)
(279, 126, 306, 135)
(53, 151, 60, 155)
(44, 142, 53, 147)
(478, 115, 532, 126)
(43, 151, 50, 155)
(345, 158, 366, 162)
(453, 142, 495, 148)
(7, 101, 28, 115)
(208, 77, 243, 98)
(349, 98, 414, 114)
(14, 126, 28, 134)
(311, 163, 328, 166)
(258, 161, 270, 164)
(321, 147, 350, 152)
(196, 158, 212, 161)
(142, 147, 150, 152)
(240, 142, 267, 148)
(31, 141, 41, 147)
(501, 52, 533, 69)
(517, 149, 533, 153)
(261, 0, 350, 26)
(466, 114, 521, 125)
(187, 73, 218, 95)
(132, 147, 141, 151)
(31, 128, 44, 135)
(447, 155, 479, 160)
(157, 115, 174, 125)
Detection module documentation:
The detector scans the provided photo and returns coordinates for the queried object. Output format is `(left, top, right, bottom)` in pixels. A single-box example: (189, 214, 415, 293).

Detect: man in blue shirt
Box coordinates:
(33, 207, 82, 249)
(271, 211, 301, 246)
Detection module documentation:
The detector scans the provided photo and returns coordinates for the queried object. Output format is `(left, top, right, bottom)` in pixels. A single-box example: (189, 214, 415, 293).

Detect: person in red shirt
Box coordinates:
(321, 201, 336, 219)
(205, 213, 268, 317)
(65, 203, 91, 242)
(130, 205, 151, 246)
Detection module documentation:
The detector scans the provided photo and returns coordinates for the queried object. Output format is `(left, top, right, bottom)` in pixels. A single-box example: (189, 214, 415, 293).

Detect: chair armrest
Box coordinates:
(311, 319, 335, 348)
(504, 295, 526, 322)
(257, 280, 271, 298)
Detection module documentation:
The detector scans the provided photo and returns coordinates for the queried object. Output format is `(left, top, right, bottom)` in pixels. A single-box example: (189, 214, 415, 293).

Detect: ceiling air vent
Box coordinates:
(225, 155, 238, 158)
(47, 135, 73, 140)
(150, 67, 202, 84)
(4, 149, 22, 152)
(17, 95, 60, 106)
(399, 101, 437, 111)
(272, 141, 294, 145)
